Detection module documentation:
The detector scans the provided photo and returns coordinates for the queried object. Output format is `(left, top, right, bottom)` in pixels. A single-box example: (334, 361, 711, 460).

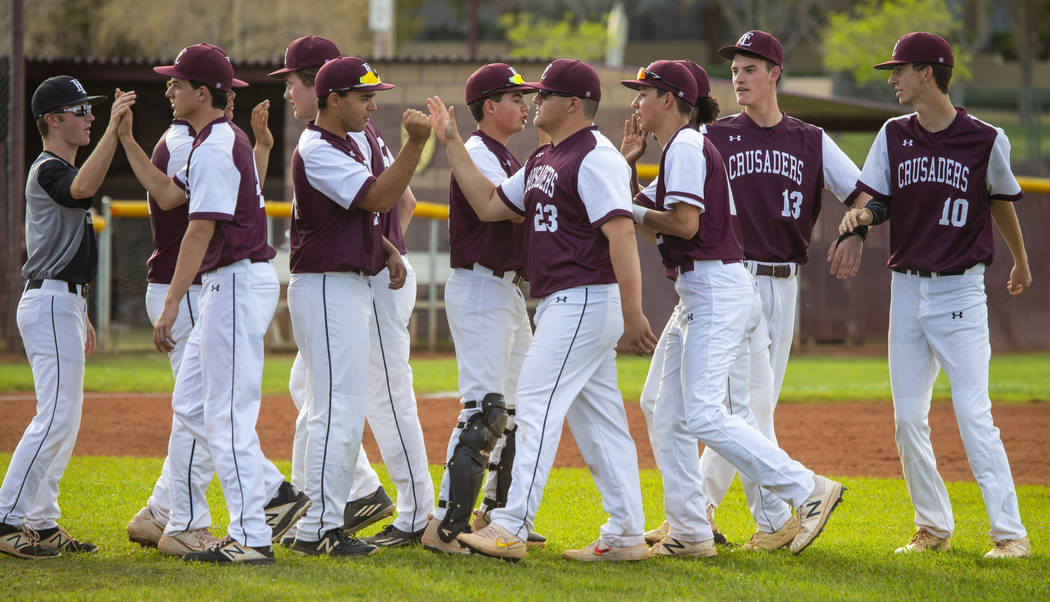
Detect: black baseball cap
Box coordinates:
(32, 75, 108, 119)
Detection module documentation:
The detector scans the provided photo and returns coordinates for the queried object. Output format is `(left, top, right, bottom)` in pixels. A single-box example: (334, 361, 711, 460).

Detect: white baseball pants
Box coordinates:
(889, 264, 1026, 542)
(166, 259, 283, 548)
(0, 282, 87, 530)
(143, 283, 216, 530)
(434, 266, 532, 521)
(288, 271, 372, 539)
(654, 261, 814, 542)
(490, 284, 645, 546)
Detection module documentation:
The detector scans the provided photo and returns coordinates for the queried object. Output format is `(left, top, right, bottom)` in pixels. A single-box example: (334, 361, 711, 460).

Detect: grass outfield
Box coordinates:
(1, 352, 1048, 402)
(1, 455, 1047, 600)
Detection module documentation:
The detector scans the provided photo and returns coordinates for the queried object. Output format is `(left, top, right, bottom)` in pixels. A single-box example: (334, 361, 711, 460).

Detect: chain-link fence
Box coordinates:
(966, 88, 1048, 176)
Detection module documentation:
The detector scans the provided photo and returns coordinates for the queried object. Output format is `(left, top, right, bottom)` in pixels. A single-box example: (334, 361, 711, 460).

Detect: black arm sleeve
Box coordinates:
(866, 198, 890, 225)
(837, 224, 869, 244)
(37, 159, 93, 210)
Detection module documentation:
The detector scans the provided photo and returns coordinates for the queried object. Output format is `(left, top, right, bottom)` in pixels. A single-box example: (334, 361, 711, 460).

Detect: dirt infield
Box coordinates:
(1, 393, 1047, 485)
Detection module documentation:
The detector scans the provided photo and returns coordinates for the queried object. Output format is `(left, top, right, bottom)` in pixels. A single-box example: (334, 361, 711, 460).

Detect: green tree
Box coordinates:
(822, 0, 971, 85)
(499, 11, 608, 61)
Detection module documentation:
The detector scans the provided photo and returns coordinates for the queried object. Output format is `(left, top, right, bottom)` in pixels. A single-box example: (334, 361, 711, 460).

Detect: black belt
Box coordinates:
(462, 263, 525, 285)
(753, 263, 796, 279)
(892, 268, 966, 278)
(26, 279, 88, 298)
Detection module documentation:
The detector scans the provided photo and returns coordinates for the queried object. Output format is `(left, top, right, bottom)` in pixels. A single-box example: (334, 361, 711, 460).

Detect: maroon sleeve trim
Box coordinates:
(664, 191, 705, 205)
(855, 181, 890, 202)
(188, 211, 232, 222)
(592, 208, 633, 228)
(843, 188, 862, 207)
(347, 176, 377, 210)
(989, 192, 1023, 202)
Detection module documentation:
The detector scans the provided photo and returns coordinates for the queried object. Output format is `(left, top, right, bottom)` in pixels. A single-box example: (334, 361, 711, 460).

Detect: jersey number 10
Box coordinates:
(938, 197, 969, 228)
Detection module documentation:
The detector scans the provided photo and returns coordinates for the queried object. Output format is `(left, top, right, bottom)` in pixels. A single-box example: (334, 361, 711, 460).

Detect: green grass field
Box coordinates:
(2, 351, 1048, 403)
(1, 456, 1047, 600)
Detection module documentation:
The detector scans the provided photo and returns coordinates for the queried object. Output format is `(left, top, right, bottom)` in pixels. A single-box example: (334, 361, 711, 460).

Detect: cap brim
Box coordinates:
(153, 65, 186, 79)
(231, 78, 249, 88)
(717, 45, 740, 61)
(84, 95, 109, 106)
(524, 81, 565, 95)
(267, 66, 294, 78)
(360, 83, 395, 91)
(873, 60, 904, 70)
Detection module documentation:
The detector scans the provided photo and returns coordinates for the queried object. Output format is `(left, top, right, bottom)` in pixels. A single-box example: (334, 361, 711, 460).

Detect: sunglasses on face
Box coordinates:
(536, 90, 574, 100)
(55, 104, 92, 117)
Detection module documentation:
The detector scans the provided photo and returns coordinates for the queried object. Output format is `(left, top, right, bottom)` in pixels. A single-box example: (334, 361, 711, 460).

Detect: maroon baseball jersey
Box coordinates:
(449, 131, 527, 272)
(350, 121, 407, 255)
(290, 123, 385, 275)
(181, 117, 276, 272)
(636, 127, 743, 273)
(856, 108, 1022, 272)
(147, 119, 200, 285)
(703, 112, 859, 264)
(497, 126, 632, 298)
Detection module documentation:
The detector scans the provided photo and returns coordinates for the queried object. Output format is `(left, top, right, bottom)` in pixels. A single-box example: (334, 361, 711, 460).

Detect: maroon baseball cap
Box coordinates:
(675, 59, 711, 102)
(315, 57, 395, 97)
(874, 32, 954, 69)
(268, 35, 342, 77)
(526, 59, 601, 101)
(718, 30, 784, 66)
(154, 43, 248, 90)
(465, 63, 535, 104)
(620, 60, 699, 105)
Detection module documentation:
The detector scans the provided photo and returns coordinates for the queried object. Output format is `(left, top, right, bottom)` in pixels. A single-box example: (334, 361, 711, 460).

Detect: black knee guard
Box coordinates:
(439, 393, 508, 541)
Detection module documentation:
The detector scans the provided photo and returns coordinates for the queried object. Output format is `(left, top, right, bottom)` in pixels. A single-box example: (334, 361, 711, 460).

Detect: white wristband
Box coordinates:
(631, 204, 649, 225)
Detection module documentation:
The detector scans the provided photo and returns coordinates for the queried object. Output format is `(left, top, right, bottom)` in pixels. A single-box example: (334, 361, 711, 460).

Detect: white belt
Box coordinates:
(463, 263, 525, 285)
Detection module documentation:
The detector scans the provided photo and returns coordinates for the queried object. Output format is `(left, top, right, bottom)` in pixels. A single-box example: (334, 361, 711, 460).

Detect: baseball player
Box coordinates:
(285, 56, 430, 556)
(620, 59, 846, 557)
(674, 31, 862, 551)
(421, 63, 544, 554)
(269, 36, 433, 547)
(428, 59, 659, 563)
(0, 77, 134, 559)
(125, 86, 296, 555)
(117, 43, 303, 565)
(839, 32, 1031, 558)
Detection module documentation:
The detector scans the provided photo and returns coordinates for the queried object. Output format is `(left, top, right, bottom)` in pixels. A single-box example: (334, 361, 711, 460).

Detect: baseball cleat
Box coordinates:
(471, 509, 546, 549)
(707, 504, 732, 548)
(363, 524, 424, 547)
(894, 529, 951, 554)
(264, 481, 311, 543)
(0, 523, 60, 559)
(742, 515, 799, 551)
(650, 536, 716, 558)
(790, 475, 846, 555)
(421, 515, 470, 555)
(184, 535, 275, 565)
(564, 539, 650, 562)
(457, 523, 526, 562)
(157, 528, 221, 557)
(983, 537, 1031, 558)
(291, 528, 378, 557)
(644, 520, 669, 546)
(342, 486, 395, 535)
(36, 525, 98, 554)
(127, 506, 165, 548)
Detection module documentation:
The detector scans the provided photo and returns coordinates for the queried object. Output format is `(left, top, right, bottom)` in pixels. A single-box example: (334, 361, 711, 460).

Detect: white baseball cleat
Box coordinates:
(742, 514, 799, 552)
(421, 515, 470, 555)
(790, 475, 846, 555)
(563, 539, 650, 562)
(643, 520, 669, 546)
(127, 506, 165, 548)
(894, 529, 951, 554)
(983, 537, 1031, 558)
(456, 523, 526, 562)
(650, 536, 716, 558)
(157, 528, 221, 557)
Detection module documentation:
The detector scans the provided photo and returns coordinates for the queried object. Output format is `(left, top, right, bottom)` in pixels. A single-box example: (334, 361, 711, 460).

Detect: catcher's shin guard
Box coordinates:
(491, 420, 516, 509)
(439, 393, 508, 541)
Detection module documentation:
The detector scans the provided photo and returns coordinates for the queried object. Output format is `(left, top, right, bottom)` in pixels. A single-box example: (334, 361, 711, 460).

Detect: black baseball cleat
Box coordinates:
(36, 525, 98, 554)
(184, 535, 275, 565)
(362, 524, 424, 547)
(264, 481, 311, 543)
(342, 486, 395, 534)
(291, 528, 379, 557)
(0, 523, 60, 559)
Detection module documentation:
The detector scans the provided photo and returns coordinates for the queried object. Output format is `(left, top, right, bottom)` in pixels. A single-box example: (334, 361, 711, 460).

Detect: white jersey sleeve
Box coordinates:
(302, 140, 376, 210)
(635, 180, 657, 206)
(821, 131, 861, 203)
(187, 137, 240, 219)
(465, 136, 508, 186)
(662, 131, 706, 212)
(497, 164, 527, 215)
(856, 121, 893, 198)
(988, 129, 1022, 199)
(577, 136, 632, 224)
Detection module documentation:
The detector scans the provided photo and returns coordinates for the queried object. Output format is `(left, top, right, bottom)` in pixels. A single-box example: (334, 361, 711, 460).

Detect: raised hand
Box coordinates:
(251, 100, 273, 149)
(839, 207, 872, 235)
(425, 96, 460, 146)
(110, 88, 137, 138)
(403, 108, 432, 144)
(620, 113, 647, 164)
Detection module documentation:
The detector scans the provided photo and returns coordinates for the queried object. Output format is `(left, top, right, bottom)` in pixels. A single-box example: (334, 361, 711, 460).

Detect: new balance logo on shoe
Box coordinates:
(802, 500, 822, 519)
(660, 538, 685, 553)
